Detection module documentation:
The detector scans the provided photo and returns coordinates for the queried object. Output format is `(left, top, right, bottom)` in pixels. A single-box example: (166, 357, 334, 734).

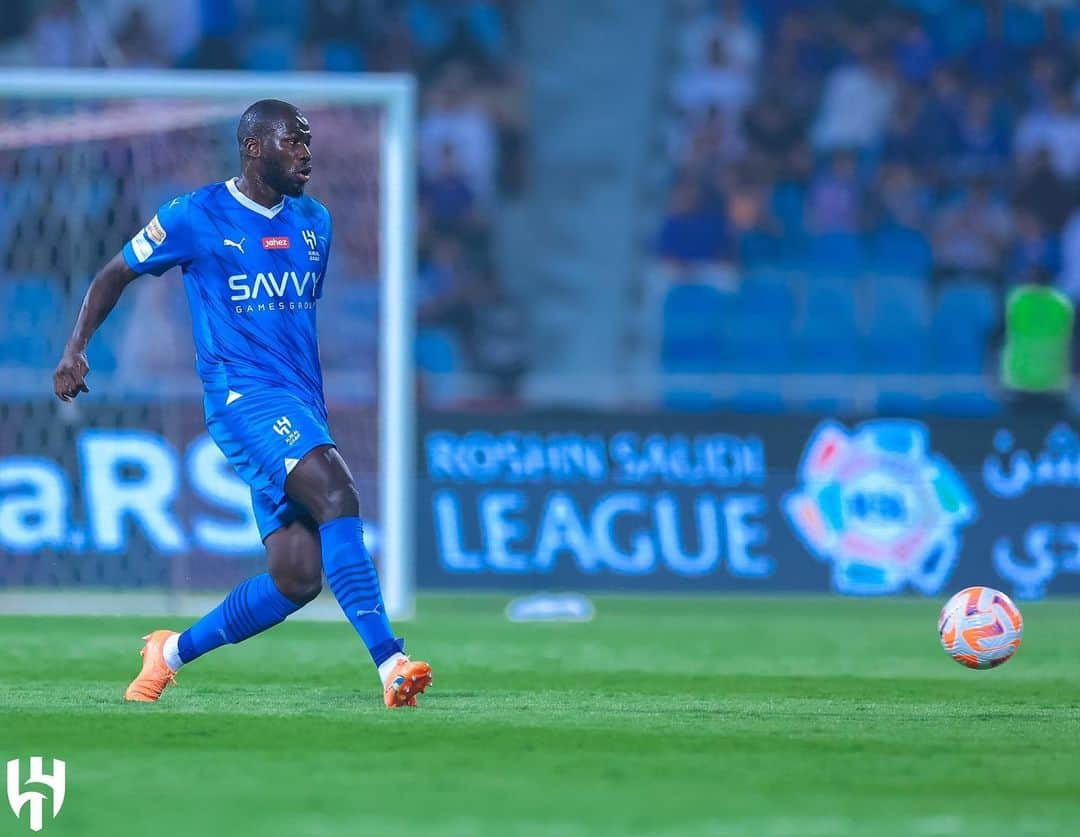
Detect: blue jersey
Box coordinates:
(122, 178, 333, 405)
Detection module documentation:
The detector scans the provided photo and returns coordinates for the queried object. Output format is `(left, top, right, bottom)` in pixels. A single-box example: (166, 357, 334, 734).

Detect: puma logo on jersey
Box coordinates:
(224, 237, 246, 254)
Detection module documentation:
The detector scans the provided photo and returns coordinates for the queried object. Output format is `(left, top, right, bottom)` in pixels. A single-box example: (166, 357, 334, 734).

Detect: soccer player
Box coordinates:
(52, 100, 432, 709)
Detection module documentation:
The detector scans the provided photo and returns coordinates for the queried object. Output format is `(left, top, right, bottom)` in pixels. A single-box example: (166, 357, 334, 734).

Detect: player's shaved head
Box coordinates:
(237, 99, 308, 152)
(235, 99, 313, 199)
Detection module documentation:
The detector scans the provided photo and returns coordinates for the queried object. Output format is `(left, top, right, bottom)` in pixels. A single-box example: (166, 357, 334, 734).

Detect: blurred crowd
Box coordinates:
(656, 0, 1080, 402)
(660, 0, 1080, 289)
(0, 0, 528, 400)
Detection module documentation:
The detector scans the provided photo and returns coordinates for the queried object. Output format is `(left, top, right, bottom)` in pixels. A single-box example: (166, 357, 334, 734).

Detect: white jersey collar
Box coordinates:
(226, 177, 286, 219)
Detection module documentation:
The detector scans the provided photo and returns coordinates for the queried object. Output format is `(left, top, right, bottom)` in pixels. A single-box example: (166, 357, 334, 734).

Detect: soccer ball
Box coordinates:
(938, 586, 1023, 669)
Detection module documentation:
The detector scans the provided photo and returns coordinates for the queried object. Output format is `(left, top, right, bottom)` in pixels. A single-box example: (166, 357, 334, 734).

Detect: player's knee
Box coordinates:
(272, 564, 323, 605)
(320, 482, 360, 522)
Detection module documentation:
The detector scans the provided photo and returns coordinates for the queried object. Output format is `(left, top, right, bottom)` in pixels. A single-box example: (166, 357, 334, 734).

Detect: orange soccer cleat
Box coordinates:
(123, 630, 179, 702)
(383, 658, 433, 709)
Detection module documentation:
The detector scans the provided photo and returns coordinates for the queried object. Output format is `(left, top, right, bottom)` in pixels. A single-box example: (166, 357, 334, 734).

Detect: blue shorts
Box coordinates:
(204, 388, 335, 540)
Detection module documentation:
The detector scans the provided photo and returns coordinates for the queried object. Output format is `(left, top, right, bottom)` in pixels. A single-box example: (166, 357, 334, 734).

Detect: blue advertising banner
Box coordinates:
(0, 400, 380, 590)
(418, 412, 1080, 599)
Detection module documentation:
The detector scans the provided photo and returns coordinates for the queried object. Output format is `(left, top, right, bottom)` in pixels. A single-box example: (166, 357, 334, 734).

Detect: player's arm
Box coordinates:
(53, 252, 140, 401)
(54, 196, 192, 401)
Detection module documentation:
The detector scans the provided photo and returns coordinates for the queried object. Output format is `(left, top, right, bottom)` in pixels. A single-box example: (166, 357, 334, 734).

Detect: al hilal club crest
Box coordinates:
(784, 420, 976, 595)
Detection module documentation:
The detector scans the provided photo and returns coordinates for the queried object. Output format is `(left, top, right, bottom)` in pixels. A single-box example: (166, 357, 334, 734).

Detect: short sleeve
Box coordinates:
(122, 194, 194, 276)
(315, 207, 333, 299)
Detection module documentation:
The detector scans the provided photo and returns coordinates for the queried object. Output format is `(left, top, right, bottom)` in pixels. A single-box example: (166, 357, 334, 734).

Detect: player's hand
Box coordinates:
(53, 350, 90, 401)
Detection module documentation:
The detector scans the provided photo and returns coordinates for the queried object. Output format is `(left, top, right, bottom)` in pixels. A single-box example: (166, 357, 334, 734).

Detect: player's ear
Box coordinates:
(244, 137, 261, 158)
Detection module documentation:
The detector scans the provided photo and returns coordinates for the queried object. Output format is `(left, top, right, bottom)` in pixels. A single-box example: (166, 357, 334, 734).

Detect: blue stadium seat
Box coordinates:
(860, 276, 930, 372)
(930, 280, 999, 373)
(809, 233, 863, 279)
(802, 280, 857, 335)
(243, 30, 298, 71)
(738, 231, 780, 268)
(793, 333, 860, 373)
(738, 274, 797, 323)
(936, 280, 998, 331)
(0, 275, 63, 365)
(725, 333, 792, 373)
(416, 327, 463, 374)
(771, 181, 806, 237)
(868, 225, 932, 277)
(323, 43, 365, 73)
(661, 283, 732, 373)
(867, 276, 929, 335)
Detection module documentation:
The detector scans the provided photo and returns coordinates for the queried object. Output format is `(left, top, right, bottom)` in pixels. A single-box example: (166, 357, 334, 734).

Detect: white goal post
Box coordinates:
(0, 68, 417, 619)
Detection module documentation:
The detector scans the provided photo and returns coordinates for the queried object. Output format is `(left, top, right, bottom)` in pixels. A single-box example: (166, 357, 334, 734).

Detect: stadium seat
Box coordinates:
(930, 280, 999, 373)
(936, 280, 999, 331)
(738, 274, 797, 324)
(243, 30, 299, 71)
(809, 232, 863, 279)
(0, 275, 64, 365)
(738, 231, 781, 268)
(323, 43, 365, 72)
(661, 283, 732, 373)
(868, 225, 932, 278)
(860, 276, 930, 372)
(416, 328, 463, 374)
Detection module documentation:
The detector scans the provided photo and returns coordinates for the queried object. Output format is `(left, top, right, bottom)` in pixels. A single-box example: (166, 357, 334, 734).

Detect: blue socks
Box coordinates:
(174, 518, 400, 669)
(177, 572, 301, 664)
(320, 516, 401, 666)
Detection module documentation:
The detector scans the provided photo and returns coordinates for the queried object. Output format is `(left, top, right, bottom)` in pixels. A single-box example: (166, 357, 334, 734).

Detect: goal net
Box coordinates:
(0, 69, 416, 618)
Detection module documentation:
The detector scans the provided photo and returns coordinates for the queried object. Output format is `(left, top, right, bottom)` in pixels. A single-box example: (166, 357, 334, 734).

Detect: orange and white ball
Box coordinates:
(938, 586, 1023, 670)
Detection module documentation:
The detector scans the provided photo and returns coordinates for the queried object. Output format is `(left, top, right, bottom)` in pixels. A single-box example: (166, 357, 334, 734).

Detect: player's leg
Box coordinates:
(123, 517, 319, 702)
(285, 444, 432, 707)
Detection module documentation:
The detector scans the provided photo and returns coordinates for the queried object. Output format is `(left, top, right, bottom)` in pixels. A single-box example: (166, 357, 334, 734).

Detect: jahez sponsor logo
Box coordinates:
(262, 236, 290, 250)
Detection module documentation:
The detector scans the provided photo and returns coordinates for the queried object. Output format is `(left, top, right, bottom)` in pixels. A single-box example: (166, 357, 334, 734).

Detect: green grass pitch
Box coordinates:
(2, 595, 1078, 836)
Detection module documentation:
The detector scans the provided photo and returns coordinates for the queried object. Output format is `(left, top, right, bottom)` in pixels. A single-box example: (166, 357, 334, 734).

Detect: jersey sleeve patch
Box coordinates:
(145, 214, 167, 245)
(129, 230, 153, 263)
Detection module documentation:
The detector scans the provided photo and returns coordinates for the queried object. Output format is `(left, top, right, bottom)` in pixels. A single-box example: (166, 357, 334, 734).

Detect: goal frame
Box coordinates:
(0, 68, 417, 618)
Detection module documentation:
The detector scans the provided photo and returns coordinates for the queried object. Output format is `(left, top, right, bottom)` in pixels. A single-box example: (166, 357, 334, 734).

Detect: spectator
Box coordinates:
(1015, 86, 1080, 180)
(1010, 211, 1059, 287)
(671, 104, 746, 175)
(892, 11, 937, 84)
(421, 142, 477, 233)
(881, 92, 927, 166)
(114, 8, 168, 69)
(656, 179, 732, 269)
(1014, 147, 1075, 233)
(931, 178, 1014, 281)
(742, 93, 803, 164)
(672, 35, 755, 121)
(468, 268, 528, 399)
(30, 0, 96, 67)
(420, 62, 498, 203)
(914, 65, 965, 161)
(955, 89, 1010, 175)
(805, 152, 862, 235)
(811, 34, 897, 151)
(1056, 206, 1080, 300)
(869, 162, 932, 230)
(682, 0, 762, 75)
